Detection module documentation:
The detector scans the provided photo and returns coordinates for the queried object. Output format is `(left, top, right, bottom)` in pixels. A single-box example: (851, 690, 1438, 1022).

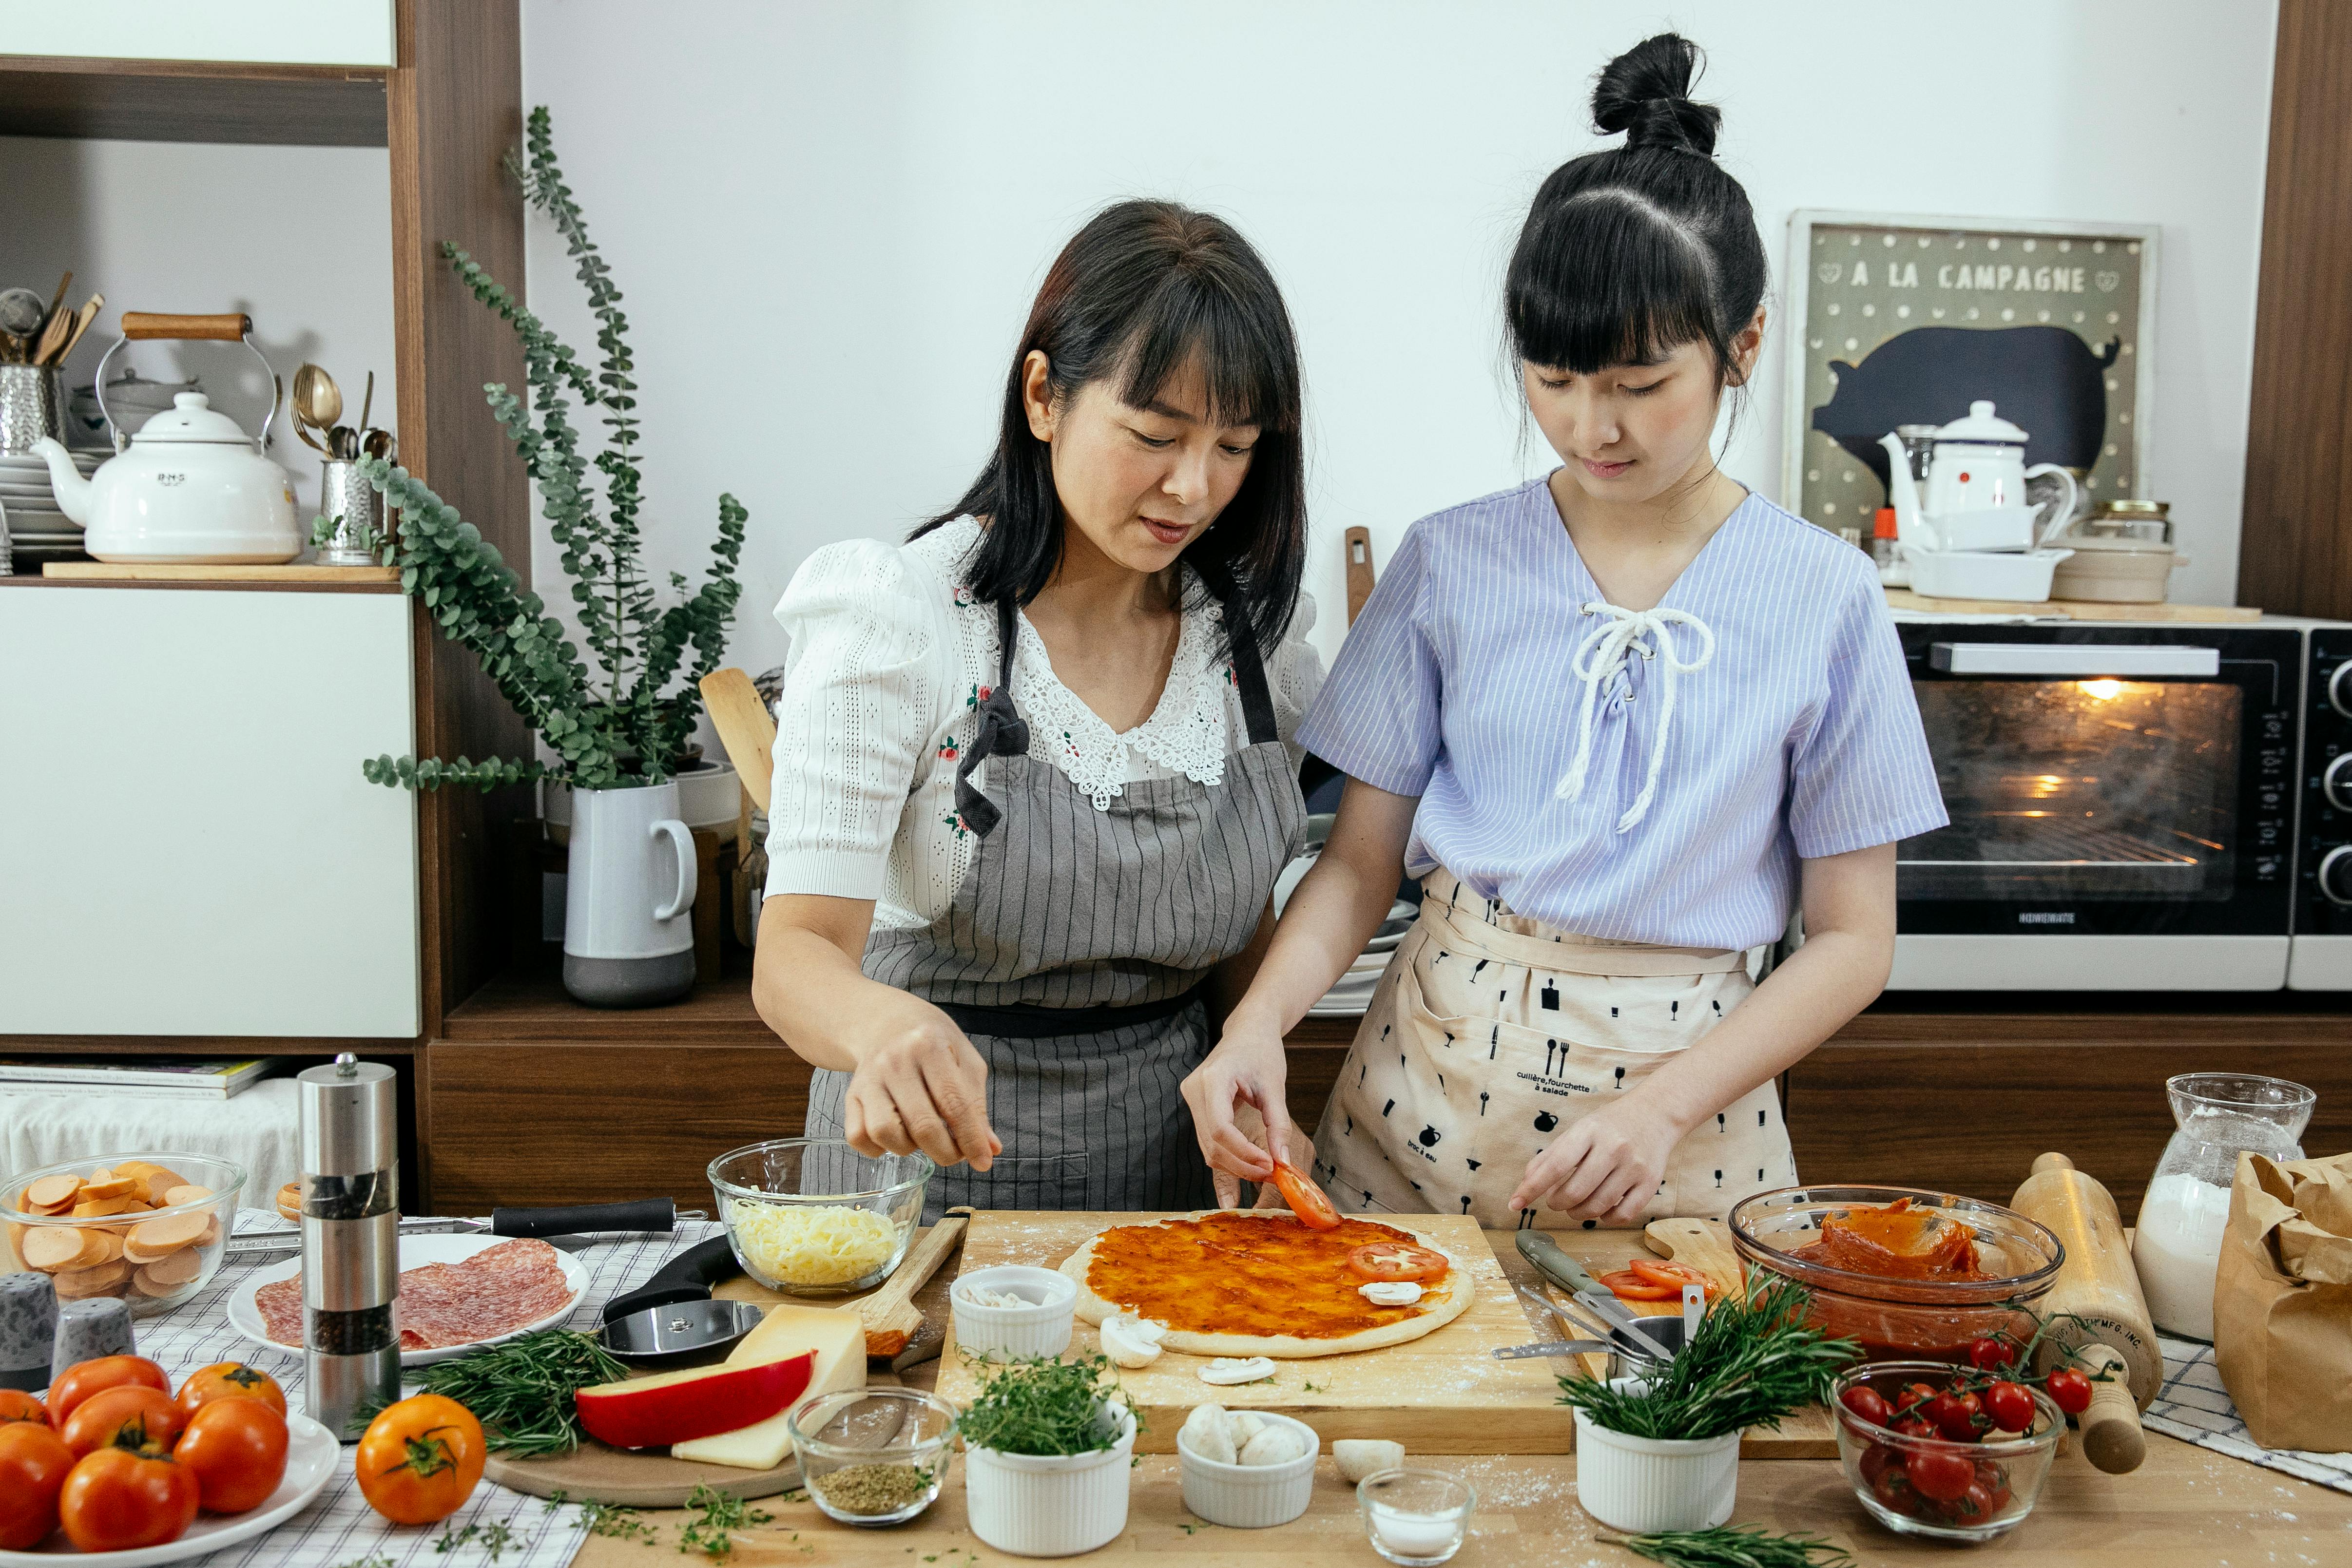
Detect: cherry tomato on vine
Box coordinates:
(1906, 1447, 1977, 1503)
(1858, 1442, 1901, 1487)
(0, 1421, 75, 1549)
(1269, 1161, 1342, 1231)
(174, 1399, 289, 1514)
(61, 1386, 186, 1460)
(1974, 1458, 2014, 1511)
(2046, 1367, 2094, 1416)
(175, 1363, 287, 1421)
(0, 1390, 46, 1426)
(1894, 1381, 1938, 1413)
(1595, 1269, 1680, 1301)
(1872, 1465, 1915, 1511)
(1891, 1415, 1937, 1440)
(46, 1356, 168, 1429)
(1928, 1390, 1984, 1442)
(1345, 1243, 1450, 1283)
(355, 1395, 483, 1526)
(1982, 1379, 2036, 1434)
(58, 1442, 198, 1552)
(1966, 1337, 2016, 1371)
(1947, 1481, 2002, 1522)
(1840, 1386, 1893, 1427)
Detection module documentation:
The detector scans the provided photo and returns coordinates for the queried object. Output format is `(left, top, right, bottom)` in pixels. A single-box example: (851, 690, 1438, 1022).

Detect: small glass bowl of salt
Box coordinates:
(1357, 1468, 1475, 1565)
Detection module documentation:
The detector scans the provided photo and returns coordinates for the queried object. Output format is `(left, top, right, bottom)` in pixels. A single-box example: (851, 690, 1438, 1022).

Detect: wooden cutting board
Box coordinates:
(483, 1438, 800, 1507)
(1883, 588, 2258, 622)
(934, 1211, 1577, 1454)
(1539, 1218, 1835, 1459)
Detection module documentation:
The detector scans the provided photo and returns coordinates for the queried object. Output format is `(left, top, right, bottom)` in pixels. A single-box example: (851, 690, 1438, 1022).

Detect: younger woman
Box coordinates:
(1183, 35, 1946, 1227)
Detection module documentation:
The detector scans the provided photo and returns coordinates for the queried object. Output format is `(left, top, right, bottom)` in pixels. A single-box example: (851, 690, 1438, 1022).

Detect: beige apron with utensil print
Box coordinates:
(1311, 870, 1796, 1229)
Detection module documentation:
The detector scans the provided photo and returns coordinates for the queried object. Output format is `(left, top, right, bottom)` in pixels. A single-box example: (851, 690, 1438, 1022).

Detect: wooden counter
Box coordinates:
(568, 1225, 2352, 1568)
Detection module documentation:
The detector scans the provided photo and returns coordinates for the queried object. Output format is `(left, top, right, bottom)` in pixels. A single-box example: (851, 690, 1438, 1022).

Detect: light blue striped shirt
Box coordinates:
(1297, 478, 1947, 950)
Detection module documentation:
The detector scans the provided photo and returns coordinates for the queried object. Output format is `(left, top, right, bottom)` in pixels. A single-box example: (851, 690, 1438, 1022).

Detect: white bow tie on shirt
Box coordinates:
(1553, 601, 1717, 832)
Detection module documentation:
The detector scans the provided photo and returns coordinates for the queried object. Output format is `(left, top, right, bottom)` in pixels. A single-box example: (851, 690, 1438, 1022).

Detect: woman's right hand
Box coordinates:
(841, 989, 1002, 1171)
(1182, 1010, 1297, 1207)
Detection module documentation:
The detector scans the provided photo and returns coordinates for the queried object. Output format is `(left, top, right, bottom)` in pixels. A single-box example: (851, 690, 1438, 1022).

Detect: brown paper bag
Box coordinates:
(2213, 1150, 2352, 1451)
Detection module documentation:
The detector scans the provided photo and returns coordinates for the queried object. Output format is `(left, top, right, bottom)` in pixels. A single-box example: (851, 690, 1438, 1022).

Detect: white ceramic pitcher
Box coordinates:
(562, 781, 697, 1008)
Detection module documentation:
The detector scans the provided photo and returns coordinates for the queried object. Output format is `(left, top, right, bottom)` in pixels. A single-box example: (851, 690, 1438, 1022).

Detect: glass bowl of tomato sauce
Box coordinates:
(1728, 1186, 2063, 1364)
(1831, 1360, 2064, 1542)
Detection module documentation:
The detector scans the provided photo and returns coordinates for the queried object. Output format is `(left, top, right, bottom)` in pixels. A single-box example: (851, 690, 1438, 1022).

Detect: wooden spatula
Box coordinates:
(698, 667, 776, 815)
(860, 1208, 969, 1361)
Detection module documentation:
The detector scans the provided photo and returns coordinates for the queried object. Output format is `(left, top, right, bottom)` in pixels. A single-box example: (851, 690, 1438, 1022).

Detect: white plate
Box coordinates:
(0, 1414, 336, 1565)
(225, 1234, 589, 1367)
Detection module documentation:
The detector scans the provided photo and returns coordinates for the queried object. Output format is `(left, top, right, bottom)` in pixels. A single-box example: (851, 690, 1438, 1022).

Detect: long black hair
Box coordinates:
(1505, 34, 1768, 388)
(916, 199, 1307, 658)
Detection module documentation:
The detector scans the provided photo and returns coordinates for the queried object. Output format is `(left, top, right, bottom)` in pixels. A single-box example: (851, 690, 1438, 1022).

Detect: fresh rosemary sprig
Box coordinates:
(1600, 1525, 1855, 1568)
(954, 1354, 1134, 1457)
(415, 1329, 628, 1457)
(1557, 1271, 1860, 1442)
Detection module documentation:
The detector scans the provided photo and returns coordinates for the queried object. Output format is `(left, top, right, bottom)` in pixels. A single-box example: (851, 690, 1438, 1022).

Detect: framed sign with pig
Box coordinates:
(1780, 210, 2159, 538)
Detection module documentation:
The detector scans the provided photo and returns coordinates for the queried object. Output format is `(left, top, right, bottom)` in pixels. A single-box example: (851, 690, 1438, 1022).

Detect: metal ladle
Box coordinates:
(291, 363, 342, 456)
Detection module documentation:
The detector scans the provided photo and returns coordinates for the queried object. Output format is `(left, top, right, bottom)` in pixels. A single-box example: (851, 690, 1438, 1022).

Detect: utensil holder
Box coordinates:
(0, 365, 63, 456)
(317, 459, 386, 565)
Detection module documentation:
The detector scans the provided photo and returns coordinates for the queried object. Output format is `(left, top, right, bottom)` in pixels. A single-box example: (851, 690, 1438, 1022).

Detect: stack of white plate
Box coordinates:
(1272, 850, 1419, 1018)
(0, 447, 102, 566)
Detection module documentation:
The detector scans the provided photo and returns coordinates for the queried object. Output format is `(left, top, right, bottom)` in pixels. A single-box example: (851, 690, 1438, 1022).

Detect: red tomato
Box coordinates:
(2046, 1367, 2093, 1415)
(58, 1443, 199, 1552)
(355, 1395, 484, 1526)
(1974, 1458, 2014, 1511)
(0, 1421, 75, 1549)
(174, 1399, 289, 1514)
(1893, 1381, 1938, 1413)
(1966, 1337, 2016, 1371)
(61, 1386, 187, 1460)
(1906, 1446, 1976, 1503)
(1268, 1161, 1341, 1231)
(1928, 1390, 1984, 1442)
(1857, 1442, 1900, 1487)
(47, 1356, 169, 1429)
(0, 1389, 46, 1426)
(1981, 1380, 2036, 1434)
(1870, 1464, 1915, 1511)
(1345, 1243, 1450, 1283)
(1891, 1415, 1937, 1440)
(1626, 1258, 1718, 1299)
(1595, 1269, 1680, 1301)
(175, 1363, 288, 1421)
(1840, 1386, 1893, 1427)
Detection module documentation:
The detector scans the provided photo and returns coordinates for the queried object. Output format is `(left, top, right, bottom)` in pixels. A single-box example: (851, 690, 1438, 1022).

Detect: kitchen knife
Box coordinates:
(228, 1199, 696, 1261)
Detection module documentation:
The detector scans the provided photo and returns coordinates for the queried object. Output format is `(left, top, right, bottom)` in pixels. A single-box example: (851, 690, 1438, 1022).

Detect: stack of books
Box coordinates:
(0, 1058, 285, 1100)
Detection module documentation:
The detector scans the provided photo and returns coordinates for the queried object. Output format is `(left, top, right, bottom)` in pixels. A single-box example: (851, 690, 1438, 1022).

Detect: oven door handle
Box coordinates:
(1927, 642, 2221, 677)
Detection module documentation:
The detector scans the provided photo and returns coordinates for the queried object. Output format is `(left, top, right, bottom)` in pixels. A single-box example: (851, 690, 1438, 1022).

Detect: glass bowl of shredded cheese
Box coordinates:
(709, 1139, 931, 1295)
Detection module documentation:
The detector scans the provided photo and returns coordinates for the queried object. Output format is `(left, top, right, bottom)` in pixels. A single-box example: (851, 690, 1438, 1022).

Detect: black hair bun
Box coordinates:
(1592, 33, 1721, 156)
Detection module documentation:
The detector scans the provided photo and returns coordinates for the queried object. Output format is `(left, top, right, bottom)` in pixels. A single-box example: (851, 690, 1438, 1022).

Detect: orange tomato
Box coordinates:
(0, 1420, 75, 1549)
(1269, 1160, 1342, 1230)
(58, 1442, 199, 1552)
(61, 1385, 187, 1459)
(176, 1362, 288, 1420)
(1345, 1242, 1451, 1282)
(1596, 1268, 1679, 1301)
(1627, 1258, 1718, 1299)
(47, 1355, 170, 1428)
(355, 1395, 483, 1525)
(0, 1389, 47, 1426)
(174, 1398, 289, 1514)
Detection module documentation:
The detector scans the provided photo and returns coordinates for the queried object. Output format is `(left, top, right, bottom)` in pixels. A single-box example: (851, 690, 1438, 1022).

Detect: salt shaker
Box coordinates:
(300, 1052, 401, 1438)
(52, 1296, 135, 1373)
(0, 1273, 58, 1391)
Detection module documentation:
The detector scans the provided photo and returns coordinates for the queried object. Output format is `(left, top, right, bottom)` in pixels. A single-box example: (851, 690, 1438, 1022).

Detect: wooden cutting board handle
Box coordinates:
(859, 1208, 969, 1360)
(1642, 1216, 1746, 1300)
(121, 311, 250, 341)
(699, 667, 777, 816)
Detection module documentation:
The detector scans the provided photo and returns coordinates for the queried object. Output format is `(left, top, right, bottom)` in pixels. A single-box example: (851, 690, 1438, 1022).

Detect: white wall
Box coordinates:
(515, 0, 2276, 688)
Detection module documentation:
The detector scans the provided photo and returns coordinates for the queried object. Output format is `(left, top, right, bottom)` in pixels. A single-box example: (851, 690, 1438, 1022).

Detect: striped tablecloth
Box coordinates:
(2143, 1333, 2352, 1495)
(116, 1210, 727, 1568)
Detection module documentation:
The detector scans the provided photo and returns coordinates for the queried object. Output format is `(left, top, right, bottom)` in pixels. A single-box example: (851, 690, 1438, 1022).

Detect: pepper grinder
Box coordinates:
(299, 1052, 400, 1438)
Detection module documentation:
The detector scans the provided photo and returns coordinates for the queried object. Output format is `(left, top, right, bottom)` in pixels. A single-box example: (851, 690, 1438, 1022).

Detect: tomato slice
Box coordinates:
(1596, 1269, 1680, 1301)
(1345, 1243, 1450, 1283)
(1627, 1258, 1718, 1299)
(1268, 1160, 1341, 1230)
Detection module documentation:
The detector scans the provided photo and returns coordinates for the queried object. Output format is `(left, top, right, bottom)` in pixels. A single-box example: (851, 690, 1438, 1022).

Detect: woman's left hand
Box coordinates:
(1507, 1098, 1684, 1225)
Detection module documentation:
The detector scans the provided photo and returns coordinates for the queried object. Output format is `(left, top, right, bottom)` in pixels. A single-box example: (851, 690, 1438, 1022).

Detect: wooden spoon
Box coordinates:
(51, 295, 101, 364)
(858, 1208, 970, 1361)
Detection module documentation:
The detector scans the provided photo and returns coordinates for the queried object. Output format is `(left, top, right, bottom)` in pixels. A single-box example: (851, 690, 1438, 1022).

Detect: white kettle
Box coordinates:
(31, 312, 299, 564)
(1880, 401, 2081, 555)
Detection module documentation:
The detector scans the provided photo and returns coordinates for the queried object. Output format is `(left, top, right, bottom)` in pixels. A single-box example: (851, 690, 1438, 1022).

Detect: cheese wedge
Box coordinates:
(670, 1302, 864, 1470)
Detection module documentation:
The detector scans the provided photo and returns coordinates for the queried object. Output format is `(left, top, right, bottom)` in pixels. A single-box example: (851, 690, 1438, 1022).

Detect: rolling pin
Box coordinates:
(2008, 1152, 2157, 1474)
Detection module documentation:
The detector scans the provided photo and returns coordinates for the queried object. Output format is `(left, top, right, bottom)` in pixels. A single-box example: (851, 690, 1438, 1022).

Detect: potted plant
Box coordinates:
(353, 107, 747, 1009)
(1560, 1273, 1859, 1533)
(954, 1356, 1137, 1556)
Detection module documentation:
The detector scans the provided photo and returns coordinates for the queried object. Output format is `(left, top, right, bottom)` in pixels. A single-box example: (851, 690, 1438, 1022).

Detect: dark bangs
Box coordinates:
(918, 200, 1307, 660)
(1506, 183, 1730, 377)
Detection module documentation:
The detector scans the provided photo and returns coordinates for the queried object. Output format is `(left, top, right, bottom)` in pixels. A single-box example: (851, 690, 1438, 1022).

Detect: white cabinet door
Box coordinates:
(0, 587, 420, 1037)
(4, 2, 396, 67)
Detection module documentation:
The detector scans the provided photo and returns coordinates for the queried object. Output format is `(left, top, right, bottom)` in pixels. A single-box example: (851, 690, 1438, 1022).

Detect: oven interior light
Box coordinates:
(2077, 678, 2126, 700)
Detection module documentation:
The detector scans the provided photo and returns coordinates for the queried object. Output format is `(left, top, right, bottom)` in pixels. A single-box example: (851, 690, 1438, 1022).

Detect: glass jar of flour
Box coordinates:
(2134, 1073, 2314, 1340)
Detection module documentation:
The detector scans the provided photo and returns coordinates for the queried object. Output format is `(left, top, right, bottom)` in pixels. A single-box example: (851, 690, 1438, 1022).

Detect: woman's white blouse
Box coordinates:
(763, 515, 1325, 929)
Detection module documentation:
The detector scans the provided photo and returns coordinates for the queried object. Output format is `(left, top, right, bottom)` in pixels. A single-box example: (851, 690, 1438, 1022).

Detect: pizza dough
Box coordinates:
(1059, 1210, 1474, 1359)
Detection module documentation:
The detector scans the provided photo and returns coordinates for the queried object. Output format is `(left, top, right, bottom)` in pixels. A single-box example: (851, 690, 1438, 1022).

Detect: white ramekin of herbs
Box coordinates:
(953, 1354, 1138, 1557)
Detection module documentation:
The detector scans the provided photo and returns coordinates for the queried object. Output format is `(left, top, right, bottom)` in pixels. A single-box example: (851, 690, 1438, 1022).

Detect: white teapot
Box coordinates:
(31, 311, 300, 564)
(1880, 400, 2080, 555)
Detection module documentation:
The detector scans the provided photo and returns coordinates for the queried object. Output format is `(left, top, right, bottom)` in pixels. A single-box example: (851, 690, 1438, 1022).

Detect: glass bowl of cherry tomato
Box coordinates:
(1729, 1186, 2063, 1363)
(1830, 1359, 2066, 1543)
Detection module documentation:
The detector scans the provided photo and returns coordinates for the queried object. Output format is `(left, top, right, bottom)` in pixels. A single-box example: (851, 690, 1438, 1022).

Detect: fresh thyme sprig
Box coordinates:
(1600, 1525, 1855, 1568)
(415, 1330, 628, 1457)
(954, 1354, 1134, 1457)
(677, 1486, 771, 1561)
(1557, 1270, 1860, 1442)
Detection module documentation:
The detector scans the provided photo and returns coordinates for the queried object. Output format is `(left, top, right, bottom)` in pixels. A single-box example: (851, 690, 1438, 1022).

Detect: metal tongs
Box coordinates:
(1494, 1231, 1705, 1364)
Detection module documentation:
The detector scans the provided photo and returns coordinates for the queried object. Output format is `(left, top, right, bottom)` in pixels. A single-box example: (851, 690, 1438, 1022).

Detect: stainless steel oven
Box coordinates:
(1886, 617, 2352, 991)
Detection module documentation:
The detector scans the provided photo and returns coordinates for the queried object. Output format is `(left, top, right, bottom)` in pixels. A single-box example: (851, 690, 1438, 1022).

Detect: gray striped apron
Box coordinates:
(806, 579, 1307, 1220)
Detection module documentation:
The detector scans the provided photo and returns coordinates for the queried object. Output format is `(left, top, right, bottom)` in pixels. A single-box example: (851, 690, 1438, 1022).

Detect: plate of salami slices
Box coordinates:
(225, 1234, 589, 1366)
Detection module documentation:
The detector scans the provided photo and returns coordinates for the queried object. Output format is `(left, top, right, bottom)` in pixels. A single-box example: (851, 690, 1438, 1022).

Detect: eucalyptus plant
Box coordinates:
(360, 105, 746, 794)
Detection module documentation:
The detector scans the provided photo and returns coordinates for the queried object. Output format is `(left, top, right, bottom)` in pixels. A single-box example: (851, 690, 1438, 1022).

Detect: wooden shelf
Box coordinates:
(0, 55, 389, 146)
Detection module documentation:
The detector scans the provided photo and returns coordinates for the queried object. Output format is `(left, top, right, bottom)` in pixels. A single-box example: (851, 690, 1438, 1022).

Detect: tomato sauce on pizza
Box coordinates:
(1082, 1212, 1448, 1340)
